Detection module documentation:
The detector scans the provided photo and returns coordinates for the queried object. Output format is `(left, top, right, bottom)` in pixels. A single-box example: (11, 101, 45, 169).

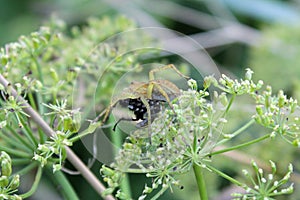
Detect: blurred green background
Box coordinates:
(1, 0, 300, 199)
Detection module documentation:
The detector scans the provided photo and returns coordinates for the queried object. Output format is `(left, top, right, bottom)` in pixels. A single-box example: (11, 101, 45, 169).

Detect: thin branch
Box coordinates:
(0, 74, 115, 200)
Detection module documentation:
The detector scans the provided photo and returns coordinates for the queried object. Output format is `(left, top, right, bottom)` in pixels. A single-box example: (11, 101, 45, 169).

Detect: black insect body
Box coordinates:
(97, 64, 190, 133)
(113, 98, 165, 131)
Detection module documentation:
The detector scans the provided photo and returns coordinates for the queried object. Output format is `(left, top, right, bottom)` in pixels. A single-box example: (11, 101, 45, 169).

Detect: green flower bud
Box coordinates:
(53, 164, 62, 173)
(112, 172, 122, 182)
(270, 131, 276, 138)
(290, 99, 297, 113)
(257, 80, 264, 88)
(116, 190, 131, 200)
(143, 186, 153, 194)
(278, 90, 285, 108)
(37, 144, 49, 152)
(187, 79, 197, 90)
(261, 115, 270, 126)
(100, 166, 115, 177)
(245, 68, 253, 80)
(1, 159, 12, 176)
(265, 95, 270, 109)
(252, 161, 259, 172)
(50, 68, 59, 83)
(123, 143, 133, 150)
(106, 179, 115, 188)
(266, 85, 272, 94)
(0, 176, 9, 187)
(102, 188, 114, 197)
(253, 115, 262, 124)
(63, 116, 72, 132)
(203, 76, 217, 88)
(0, 151, 11, 163)
(71, 110, 81, 133)
(256, 105, 264, 115)
(219, 93, 228, 106)
(288, 163, 293, 172)
(34, 80, 43, 90)
(10, 175, 20, 190)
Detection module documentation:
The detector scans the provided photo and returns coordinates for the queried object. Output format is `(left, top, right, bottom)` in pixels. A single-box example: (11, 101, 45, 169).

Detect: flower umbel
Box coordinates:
(253, 86, 300, 145)
(0, 85, 29, 128)
(232, 160, 293, 200)
(33, 130, 73, 172)
(43, 99, 81, 133)
(109, 79, 230, 199)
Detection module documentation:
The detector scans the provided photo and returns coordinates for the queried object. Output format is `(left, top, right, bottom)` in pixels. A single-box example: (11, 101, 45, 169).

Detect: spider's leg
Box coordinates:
(140, 96, 152, 142)
(93, 100, 119, 123)
(113, 117, 139, 131)
(149, 64, 189, 81)
(153, 84, 177, 115)
(92, 108, 107, 123)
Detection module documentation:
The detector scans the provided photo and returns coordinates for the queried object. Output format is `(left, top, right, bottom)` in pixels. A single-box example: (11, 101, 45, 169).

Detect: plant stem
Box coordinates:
(150, 186, 168, 200)
(6, 126, 34, 150)
(224, 94, 236, 116)
(65, 148, 115, 200)
(28, 92, 37, 111)
(217, 119, 255, 145)
(32, 56, 45, 116)
(12, 158, 32, 165)
(52, 168, 79, 200)
(70, 121, 101, 142)
(17, 162, 38, 175)
(0, 144, 31, 158)
(20, 166, 43, 198)
(193, 163, 208, 200)
(210, 133, 270, 156)
(0, 131, 30, 152)
(126, 168, 155, 173)
(19, 115, 38, 147)
(206, 165, 243, 187)
(113, 123, 132, 198)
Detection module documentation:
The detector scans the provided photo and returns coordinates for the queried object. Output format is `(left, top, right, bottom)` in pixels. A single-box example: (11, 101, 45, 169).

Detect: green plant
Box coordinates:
(99, 69, 297, 200)
(0, 16, 299, 200)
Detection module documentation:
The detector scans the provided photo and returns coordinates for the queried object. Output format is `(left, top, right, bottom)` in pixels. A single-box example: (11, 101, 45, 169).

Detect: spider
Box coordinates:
(96, 64, 189, 132)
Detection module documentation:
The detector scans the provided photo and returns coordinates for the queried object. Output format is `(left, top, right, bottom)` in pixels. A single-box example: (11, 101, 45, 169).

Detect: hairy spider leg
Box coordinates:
(147, 64, 189, 112)
(139, 96, 153, 141)
(148, 64, 189, 82)
(92, 100, 120, 124)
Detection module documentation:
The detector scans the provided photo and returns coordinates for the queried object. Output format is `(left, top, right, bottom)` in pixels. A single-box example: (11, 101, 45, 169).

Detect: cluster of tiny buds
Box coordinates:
(0, 151, 21, 200)
(253, 83, 300, 145)
(232, 160, 293, 199)
(33, 130, 72, 172)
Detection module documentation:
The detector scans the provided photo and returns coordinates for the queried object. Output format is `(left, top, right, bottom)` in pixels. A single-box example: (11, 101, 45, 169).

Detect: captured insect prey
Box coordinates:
(113, 98, 166, 131)
(98, 64, 190, 133)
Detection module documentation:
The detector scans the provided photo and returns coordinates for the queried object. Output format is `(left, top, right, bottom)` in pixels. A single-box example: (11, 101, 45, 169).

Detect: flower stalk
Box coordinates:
(193, 164, 208, 200)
